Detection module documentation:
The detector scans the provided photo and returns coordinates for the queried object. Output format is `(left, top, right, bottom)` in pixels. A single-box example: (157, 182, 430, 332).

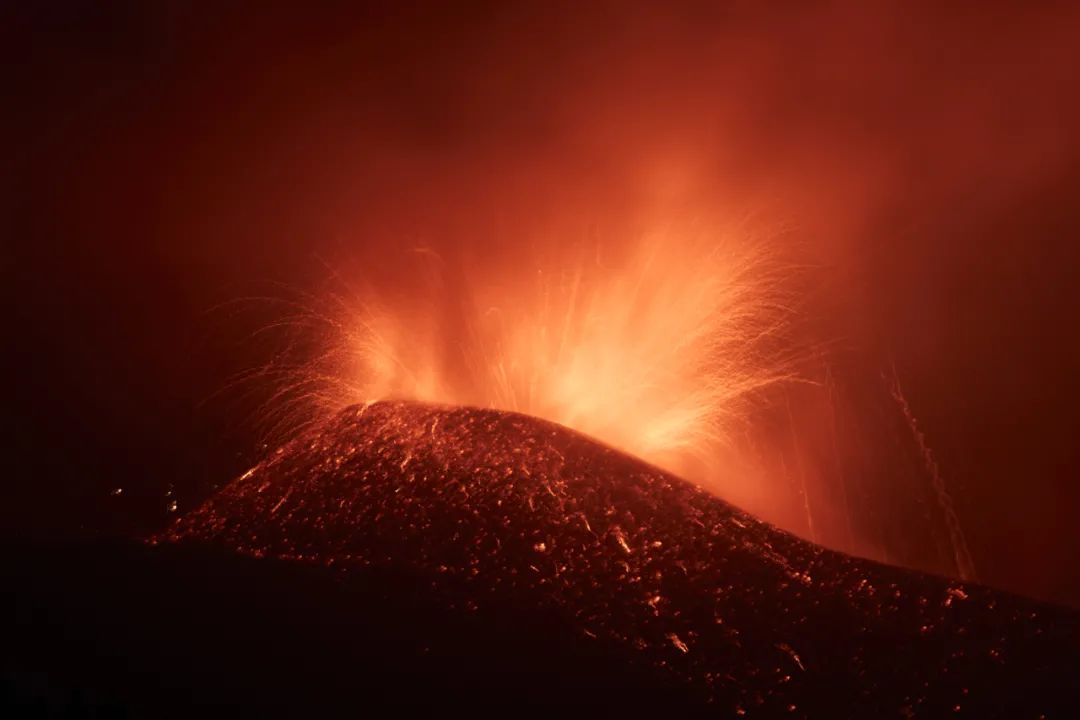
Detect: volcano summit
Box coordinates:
(159, 401, 1077, 717)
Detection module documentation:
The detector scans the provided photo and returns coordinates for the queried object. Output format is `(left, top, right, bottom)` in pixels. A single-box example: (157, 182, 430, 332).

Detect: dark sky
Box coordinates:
(9, 1, 1080, 606)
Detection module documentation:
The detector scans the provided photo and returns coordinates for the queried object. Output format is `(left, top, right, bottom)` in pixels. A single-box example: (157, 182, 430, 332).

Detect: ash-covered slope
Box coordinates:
(166, 401, 1076, 717)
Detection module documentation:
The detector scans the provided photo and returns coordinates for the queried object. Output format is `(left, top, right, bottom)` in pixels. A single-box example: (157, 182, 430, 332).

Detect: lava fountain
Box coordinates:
(260, 225, 804, 495)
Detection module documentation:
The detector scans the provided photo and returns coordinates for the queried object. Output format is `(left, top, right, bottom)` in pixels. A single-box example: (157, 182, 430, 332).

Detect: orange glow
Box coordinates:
(251, 196, 976, 583)
(314, 223, 801, 489)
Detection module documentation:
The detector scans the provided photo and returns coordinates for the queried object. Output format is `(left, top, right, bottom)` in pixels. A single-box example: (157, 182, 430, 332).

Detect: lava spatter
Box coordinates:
(163, 401, 1077, 717)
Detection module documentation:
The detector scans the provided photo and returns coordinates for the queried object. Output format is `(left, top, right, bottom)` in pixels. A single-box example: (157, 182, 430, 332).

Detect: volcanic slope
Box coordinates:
(166, 401, 1077, 717)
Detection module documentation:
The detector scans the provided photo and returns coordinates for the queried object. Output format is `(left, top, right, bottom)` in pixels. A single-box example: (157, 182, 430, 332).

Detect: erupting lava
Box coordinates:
(246, 219, 975, 578)
(280, 227, 800, 487)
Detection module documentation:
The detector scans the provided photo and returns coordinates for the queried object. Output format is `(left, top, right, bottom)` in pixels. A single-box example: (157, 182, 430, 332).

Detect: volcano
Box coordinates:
(147, 401, 1076, 717)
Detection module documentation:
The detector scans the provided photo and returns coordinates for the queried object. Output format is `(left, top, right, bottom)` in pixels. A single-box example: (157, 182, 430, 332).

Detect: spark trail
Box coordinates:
(887, 364, 977, 582)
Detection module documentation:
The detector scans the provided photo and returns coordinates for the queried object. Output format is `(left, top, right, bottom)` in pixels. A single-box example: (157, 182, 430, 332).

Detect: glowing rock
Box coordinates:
(166, 401, 1077, 716)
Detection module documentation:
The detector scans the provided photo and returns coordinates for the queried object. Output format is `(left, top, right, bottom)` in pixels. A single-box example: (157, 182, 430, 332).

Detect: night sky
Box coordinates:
(9, 2, 1080, 606)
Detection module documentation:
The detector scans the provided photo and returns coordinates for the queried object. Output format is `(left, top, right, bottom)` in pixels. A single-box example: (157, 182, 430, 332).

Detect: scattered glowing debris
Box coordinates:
(667, 632, 690, 653)
(160, 401, 1075, 713)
